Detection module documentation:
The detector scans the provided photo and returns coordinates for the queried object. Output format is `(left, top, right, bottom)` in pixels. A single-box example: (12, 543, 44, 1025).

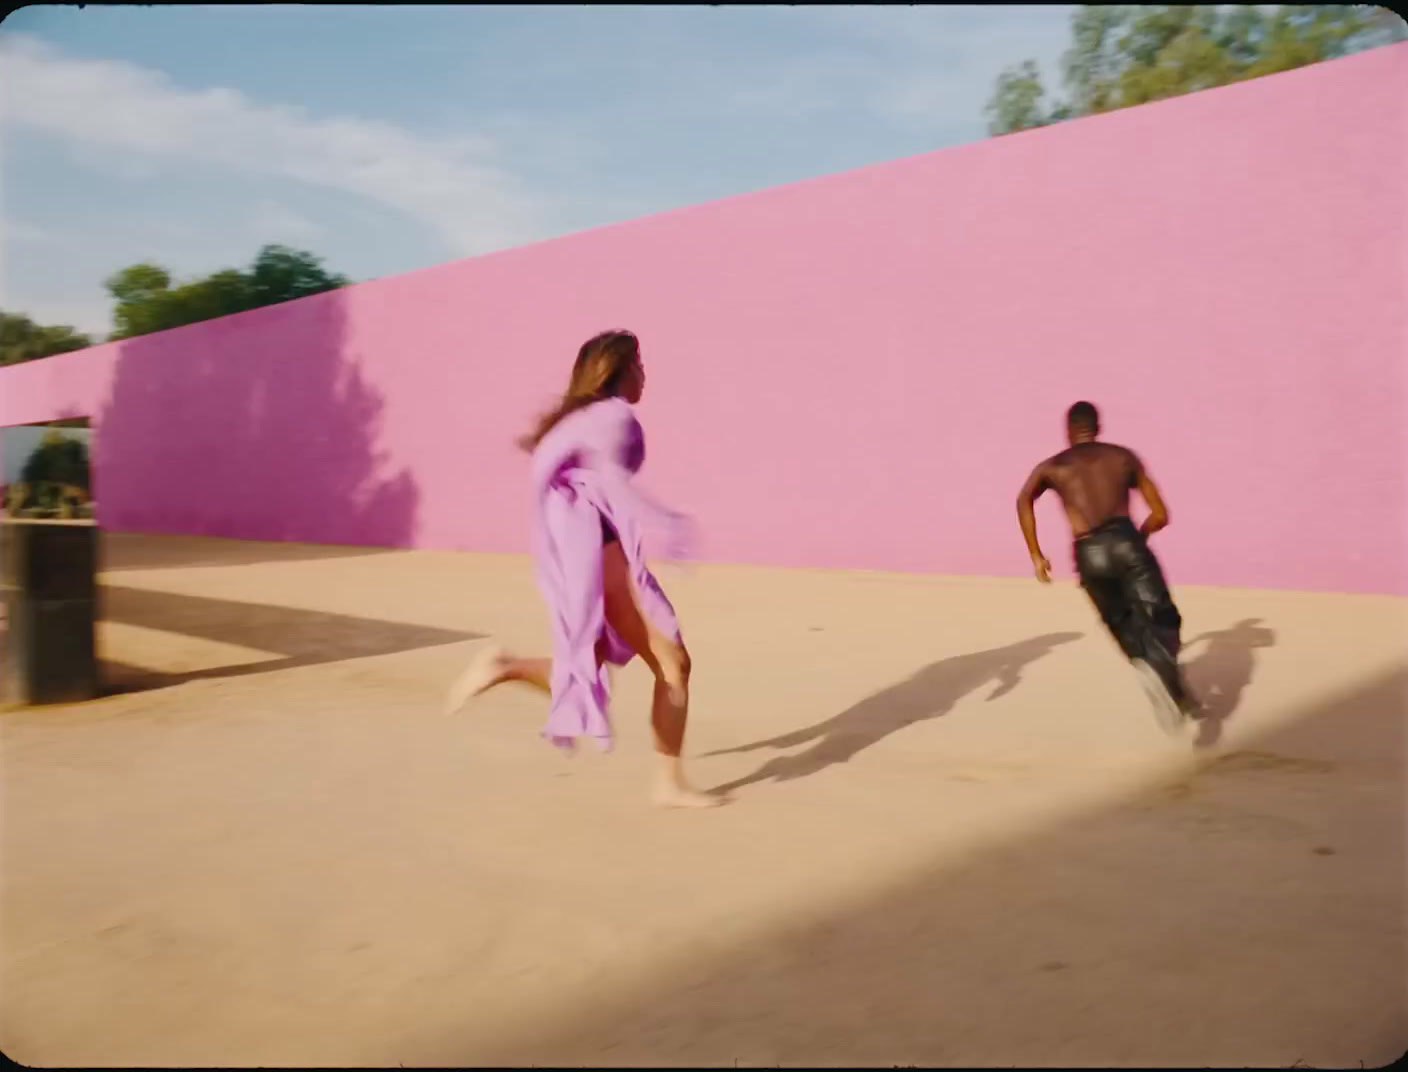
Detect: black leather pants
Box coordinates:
(1074, 518, 1185, 699)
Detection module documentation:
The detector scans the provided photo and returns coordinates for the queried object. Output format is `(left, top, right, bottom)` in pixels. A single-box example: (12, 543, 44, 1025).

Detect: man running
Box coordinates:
(1016, 401, 1198, 734)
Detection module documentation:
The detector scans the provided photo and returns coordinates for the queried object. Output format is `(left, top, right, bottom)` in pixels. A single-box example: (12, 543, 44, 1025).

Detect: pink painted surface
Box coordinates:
(2, 46, 1405, 595)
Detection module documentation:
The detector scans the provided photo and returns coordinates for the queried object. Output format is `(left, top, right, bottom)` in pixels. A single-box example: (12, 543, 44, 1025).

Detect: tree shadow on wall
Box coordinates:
(93, 286, 417, 557)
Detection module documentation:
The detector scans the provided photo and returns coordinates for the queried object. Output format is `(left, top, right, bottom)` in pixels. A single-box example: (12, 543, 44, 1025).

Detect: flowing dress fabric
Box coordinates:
(530, 398, 682, 752)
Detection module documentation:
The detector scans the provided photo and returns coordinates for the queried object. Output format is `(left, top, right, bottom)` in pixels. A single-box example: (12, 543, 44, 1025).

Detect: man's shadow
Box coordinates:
(707, 632, 1083, 795)
(1181, 617, 1276, 749)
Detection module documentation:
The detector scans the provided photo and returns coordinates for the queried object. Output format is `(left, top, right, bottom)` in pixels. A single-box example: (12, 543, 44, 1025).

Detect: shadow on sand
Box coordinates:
(707, 631, 1083, 794)
(449, 665, 1406, 1069)
(98, 532, 400, 573)
(1183, 617, 1277, 749)
(99, 585, 478, 693)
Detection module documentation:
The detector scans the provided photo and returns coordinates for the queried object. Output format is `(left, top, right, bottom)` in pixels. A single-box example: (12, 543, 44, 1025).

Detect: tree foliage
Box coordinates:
(105, 244, 350, 341)
(7, 431, 93, 518)
(984, 4, 1407, 136)
(20, 432, 91, 492)
(0, 312, 92, 367)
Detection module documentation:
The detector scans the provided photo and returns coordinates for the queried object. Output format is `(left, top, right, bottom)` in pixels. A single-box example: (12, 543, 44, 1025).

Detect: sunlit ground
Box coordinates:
(1, 534, 1402, 1067)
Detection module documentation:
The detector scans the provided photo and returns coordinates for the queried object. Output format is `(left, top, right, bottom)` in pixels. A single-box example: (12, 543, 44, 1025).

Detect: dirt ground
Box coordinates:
(1, 533, 1404, 1068)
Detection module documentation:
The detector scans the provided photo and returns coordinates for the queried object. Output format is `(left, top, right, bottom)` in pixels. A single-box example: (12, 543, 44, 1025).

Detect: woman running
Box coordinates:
(446, 330, 726, 808)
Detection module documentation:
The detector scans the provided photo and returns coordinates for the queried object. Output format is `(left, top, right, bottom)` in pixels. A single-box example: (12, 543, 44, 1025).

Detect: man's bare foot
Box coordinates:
(445, 644, 509, 714)
(651, 783, 731, 809)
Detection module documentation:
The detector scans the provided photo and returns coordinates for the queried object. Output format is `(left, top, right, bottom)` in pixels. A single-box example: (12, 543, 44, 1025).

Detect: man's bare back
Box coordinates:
(1016, 402, 1170, 584)
(1034, 441, 1142, 538)
(1013, 402, 1196, 729)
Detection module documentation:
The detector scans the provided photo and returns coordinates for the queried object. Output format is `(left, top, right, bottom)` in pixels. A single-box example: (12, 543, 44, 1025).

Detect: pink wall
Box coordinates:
(3, 46, 1405, 595)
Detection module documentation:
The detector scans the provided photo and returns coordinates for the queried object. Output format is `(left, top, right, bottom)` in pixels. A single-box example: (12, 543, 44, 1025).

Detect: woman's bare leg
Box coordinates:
(601, 543, 727, 808)
(445, 643, 551, 714)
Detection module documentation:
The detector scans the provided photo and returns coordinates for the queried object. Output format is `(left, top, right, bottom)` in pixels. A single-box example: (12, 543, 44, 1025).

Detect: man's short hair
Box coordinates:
(1067, 401, 1100, 433)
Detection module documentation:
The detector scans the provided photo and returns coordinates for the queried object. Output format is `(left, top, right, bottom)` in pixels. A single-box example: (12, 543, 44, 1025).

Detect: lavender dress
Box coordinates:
(530, 397, 686, 752)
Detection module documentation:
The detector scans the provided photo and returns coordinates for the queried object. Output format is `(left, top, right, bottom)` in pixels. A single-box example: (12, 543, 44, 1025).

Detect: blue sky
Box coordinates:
(0, 4, 1074, 337)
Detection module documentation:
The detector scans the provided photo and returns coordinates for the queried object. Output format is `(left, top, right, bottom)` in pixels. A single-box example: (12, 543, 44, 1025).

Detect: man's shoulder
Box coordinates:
(1097, 440, 1139, 459)
(1043, 441, 1139, 468)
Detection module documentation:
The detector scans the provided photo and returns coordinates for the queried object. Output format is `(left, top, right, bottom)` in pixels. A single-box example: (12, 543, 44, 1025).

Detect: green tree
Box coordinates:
(106, 263, 177, 341)
(983, 60, 1064, 137)
(984, 4, 1407, 136)
(20, 432, 91, 492)
(105, 245, 350, 341)
(248, 244, 350, 306)
(0, 311, 93, 366)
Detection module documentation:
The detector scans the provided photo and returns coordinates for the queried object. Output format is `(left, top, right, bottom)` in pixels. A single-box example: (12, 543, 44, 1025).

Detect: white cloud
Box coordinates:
(891, 9, 1076, 118)
(0, 10, 1081, 334)
(0, 34, 545, 256)
(724, 6, 1075, 128)
(248, 200, 324, 244)
(0, 218, 56, 244)
(0, 290, 112, 338)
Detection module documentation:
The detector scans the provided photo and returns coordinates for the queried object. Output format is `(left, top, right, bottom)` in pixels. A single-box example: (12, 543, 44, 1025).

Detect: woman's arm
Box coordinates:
(586, 404, 694, 556)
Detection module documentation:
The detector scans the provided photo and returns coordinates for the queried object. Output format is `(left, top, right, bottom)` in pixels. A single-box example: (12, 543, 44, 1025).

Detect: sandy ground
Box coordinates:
(1, 533, 1404, 1068)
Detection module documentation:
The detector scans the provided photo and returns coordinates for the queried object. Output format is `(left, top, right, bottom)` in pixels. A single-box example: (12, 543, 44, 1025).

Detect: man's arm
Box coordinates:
(1016, 462, 1053, 583)
(1131, 453, 1169, 537)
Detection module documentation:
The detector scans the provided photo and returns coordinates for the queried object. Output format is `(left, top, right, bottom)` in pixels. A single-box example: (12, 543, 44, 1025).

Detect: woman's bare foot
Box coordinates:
(652, 784, 731, 808)
(445, 643, 509, 714)
(652, 756, 730, 808)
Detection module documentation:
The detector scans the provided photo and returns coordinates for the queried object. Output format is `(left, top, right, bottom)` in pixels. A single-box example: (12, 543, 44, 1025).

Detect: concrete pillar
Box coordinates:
(0, 519, 98, 708)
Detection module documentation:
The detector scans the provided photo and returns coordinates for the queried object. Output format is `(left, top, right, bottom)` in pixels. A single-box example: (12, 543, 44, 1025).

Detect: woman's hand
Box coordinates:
(662, 511, 699, 563)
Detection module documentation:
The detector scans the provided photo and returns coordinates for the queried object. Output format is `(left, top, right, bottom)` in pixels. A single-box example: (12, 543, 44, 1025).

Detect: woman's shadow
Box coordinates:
(1182, 617, 1277, 748)
(706, 632, 1083, 795)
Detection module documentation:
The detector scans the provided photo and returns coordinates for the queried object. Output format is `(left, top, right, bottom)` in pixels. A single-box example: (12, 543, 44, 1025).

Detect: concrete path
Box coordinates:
(2, 534, 1403, 1067)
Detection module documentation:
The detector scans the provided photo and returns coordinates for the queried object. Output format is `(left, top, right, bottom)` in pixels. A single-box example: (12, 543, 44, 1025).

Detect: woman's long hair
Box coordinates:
(518, 330, 640, 452)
